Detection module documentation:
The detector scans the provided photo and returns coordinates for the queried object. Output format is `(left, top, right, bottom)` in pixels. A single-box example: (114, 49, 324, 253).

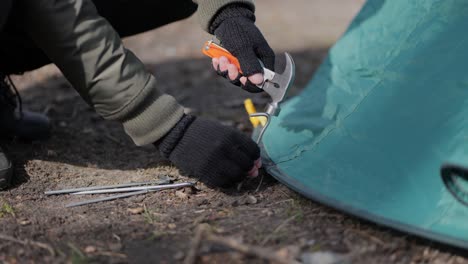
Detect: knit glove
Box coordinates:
(155, 115, 260, 187)
(210, 4, 275, 93)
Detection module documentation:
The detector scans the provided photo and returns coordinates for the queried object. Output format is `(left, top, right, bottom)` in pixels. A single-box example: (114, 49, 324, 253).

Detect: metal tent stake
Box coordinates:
(44, 179, 171, 195)
(46, 181, 195, 208)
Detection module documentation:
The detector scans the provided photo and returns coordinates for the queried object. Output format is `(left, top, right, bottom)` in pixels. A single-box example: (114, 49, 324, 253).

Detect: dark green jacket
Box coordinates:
(20, 0, 254, 146)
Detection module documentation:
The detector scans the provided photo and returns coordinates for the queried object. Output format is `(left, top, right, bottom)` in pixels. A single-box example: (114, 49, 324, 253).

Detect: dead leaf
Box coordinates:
(127, 207, 144, 215)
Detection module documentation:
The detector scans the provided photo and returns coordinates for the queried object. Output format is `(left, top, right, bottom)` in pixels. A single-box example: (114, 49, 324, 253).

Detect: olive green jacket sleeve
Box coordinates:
(20, 0, 184, 146)
(19, 0, 254, 146)
(193, 0, 255, 32)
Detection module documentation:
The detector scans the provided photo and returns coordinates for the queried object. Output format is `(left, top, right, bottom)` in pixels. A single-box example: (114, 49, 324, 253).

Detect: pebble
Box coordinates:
(19, 219, 31, 226)
(246, 195, 258, 204)
(84, 246, 97, 253)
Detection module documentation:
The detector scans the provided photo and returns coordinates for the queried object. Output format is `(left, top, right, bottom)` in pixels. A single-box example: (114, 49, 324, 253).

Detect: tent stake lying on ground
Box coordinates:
(44, 178, 172, 195)
(66, 189, 154, 208)
(71, 182, 194, 195)
(46, 181, 194, 208)
(66, 182, 194, 207)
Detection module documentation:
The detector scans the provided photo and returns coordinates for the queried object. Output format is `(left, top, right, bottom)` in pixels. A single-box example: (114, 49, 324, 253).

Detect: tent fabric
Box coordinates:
(260, 0, 468, 248)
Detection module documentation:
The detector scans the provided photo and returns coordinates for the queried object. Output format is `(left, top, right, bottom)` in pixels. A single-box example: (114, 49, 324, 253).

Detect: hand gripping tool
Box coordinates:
(202, 40, 296, 143)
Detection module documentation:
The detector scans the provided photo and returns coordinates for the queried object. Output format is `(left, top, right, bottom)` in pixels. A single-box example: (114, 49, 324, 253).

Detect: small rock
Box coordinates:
(127, 207, 144, 215)
(59, 121, 67, 127)
(19, 219, 31, 226)
(175, 190, 188, 200)
(168, 223, 177, 229)
(246, 195, 258, 204)
(84, 246, 97, 253)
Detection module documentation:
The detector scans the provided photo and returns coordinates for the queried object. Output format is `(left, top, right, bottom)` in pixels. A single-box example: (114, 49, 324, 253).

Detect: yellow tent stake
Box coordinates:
(244, 99, 267, 127)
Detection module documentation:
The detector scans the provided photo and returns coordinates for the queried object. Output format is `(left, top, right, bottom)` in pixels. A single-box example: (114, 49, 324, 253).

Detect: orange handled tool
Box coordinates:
(202, 40, 297, 143)
(202, 40, 243, 74)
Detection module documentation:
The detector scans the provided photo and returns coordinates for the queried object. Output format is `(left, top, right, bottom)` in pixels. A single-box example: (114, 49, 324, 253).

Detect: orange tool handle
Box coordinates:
(202, 41, 243, 74)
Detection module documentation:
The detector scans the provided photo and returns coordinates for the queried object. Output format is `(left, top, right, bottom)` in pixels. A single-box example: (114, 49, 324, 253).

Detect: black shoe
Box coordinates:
(0, 73, 50, 141)
(0, 146, 12, 190)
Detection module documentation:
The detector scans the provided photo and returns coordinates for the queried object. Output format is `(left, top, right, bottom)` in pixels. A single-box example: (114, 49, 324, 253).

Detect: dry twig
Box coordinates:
(0, 234, 55, 256)
(184, 224, 299, 264)
(184, 224, 208, 264)
(255, 174, 265, 192)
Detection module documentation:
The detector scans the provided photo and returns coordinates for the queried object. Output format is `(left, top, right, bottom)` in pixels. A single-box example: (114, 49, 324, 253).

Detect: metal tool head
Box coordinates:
(261, 52, 296, 116)
(250, 53, 295, 143)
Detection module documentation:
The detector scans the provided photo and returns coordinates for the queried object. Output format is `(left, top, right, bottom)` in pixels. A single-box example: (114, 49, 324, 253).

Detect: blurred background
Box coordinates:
(123, 0, 365, 64)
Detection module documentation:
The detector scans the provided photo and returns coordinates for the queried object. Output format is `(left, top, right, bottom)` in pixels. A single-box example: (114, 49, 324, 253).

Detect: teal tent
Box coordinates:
(260, 0, 468, 248)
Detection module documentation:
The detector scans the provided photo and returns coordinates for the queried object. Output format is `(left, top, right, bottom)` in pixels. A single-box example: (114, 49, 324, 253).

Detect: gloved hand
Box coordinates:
(210, 4, 275, 93)
(155, 115, 261, 188)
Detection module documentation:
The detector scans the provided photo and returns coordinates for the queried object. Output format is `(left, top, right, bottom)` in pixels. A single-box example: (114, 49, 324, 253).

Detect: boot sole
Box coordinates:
(0, 161, 12, 190)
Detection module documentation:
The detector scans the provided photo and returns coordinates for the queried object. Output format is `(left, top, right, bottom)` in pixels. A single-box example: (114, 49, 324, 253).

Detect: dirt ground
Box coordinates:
(1, 0, 468, 263)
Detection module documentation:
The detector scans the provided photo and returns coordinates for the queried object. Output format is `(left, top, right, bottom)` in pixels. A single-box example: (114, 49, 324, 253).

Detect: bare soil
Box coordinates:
(1, 1, 468, 263)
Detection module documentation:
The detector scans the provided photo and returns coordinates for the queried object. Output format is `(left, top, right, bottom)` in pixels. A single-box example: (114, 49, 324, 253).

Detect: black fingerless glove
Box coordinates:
(155, 115, 260, 188)
(210, 4, 275, 92)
